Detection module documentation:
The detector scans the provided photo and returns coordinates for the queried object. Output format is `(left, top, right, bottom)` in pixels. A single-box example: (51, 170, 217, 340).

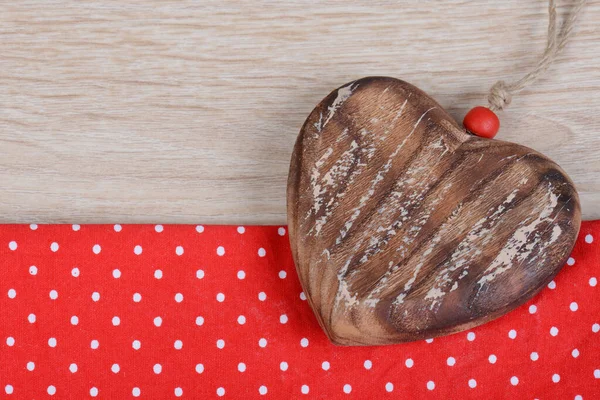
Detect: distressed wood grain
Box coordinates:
(0, 0, 598, 224)
(287, 77, 581, 345)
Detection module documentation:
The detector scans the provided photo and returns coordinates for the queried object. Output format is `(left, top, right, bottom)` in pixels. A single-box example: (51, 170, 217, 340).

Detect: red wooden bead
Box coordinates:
(463, 106, 500, 139)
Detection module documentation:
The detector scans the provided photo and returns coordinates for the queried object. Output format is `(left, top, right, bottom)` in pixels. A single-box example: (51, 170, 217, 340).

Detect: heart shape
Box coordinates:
(287, 77, 581, 346)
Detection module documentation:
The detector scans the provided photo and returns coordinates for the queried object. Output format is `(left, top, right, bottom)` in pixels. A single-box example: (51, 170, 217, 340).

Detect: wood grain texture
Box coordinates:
(0, 0, 598, 224)
(287, 77, 581, 345)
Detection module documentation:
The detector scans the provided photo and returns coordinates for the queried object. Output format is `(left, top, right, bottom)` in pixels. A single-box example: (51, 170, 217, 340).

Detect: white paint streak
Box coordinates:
(324, 83, 357, 127)
(477, 187, 560, 286)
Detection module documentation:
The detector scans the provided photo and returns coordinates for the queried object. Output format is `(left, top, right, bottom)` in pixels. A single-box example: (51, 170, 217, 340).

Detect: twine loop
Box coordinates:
(488, 0, 586, 111)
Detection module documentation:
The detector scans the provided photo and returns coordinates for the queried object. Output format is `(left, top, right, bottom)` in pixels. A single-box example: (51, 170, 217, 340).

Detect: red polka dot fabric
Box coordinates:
(1, 222, 599, 399)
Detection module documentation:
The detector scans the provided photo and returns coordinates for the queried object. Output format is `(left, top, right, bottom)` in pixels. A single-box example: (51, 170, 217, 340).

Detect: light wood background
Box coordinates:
(1, 1, 599, 224)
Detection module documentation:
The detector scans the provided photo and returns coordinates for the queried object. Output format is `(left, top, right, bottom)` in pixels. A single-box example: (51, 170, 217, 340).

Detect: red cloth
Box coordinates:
(1, 222, 599, 399)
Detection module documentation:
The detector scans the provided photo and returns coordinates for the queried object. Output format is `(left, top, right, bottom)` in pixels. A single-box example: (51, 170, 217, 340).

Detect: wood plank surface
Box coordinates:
(0, 0, 598, 224)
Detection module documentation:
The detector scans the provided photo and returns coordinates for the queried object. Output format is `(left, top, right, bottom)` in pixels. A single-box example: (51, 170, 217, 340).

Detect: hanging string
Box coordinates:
(487, 0, 586, 111)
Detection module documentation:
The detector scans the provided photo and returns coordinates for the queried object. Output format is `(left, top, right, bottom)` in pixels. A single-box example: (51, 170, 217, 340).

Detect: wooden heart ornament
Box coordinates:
(287, 77, 581, 346)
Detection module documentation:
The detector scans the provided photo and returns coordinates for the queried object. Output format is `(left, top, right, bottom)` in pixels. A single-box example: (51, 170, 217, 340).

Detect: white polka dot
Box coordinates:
(585, 234, 593, 243)
(90, 339, 99, 349)
(301, 384, 310, 394)
(427, 381, 435, 390)
(590, 277, 598, 287)
(112, 316, 121, 327)
(27, 361, 35, 371)
(510, 376, 519, 386)
(7, 289, 16, 299)
(259, 338, 267, 348)
(321, 361, 330, 371)
(112, 364, 120, 373)
(175, 387, 183, 397)
(237, 363, 246, 372)
(217, 387, 225, 397)
(28, 313, 36, 323)
(196, 363, 204, 374)
(196, 316, 204, 326)
(175, 246, 184, 256)
(48, 337, 57, 347)
(92, 244, 101, 254)
(595, 369, 600, 378)
(175, 293, 184, 303)
(508, 329, 517, 339)
(174, 340, 183, 349)
(279, 270, 287, 279)
(154, 224, 163, 233)
(488, 354, 497, 364)
(29, 266, 37, 275)
(237, 270, 245, 279)
(343, 384, 352, 394)
(196, 269, 205, 279)
(258, 292, 267, 301)
(552, 373, 560, 383)
(385, 382, 393, 392)
(49, 289, 58, 300)
(195, 225, 204, 233)
(47, 385, 56, 395)
(405, 358, 414, 368)
(529, 304, 537, 314)
(548, 280, 556, 289)
(279, 314, 288, 324)
(259, 386, 267, 395)
(468, 379, 477, 388)
(154, 317, 163, 327)
(153, 364, 162, 374)
(467, 332, 475, 341)
(154, 269, 163, 279)
(531, 352, 539, 361)
(237, 315, 246, 325)
(300, 338, 309, 347)
(572, 348, 580, 358)
(113, 224, 122, 232)
(50, 242, 59, 252)
(550, 326, 559, 336)
(69, 363, 78, 373)
(425, 338, 434, 343)
(258, 248, 266, 257)
(133, 293, 141, 302)
(281, 361, 289, 371)
(216, 293, 225, 302)
(6, 337, 15, 346)
(132, 340, 141, 350)
(71, 316, 79, 325)
(30, 223, 38, 230)
(90, 387, 98, 397)
(216, 246, 225, 256)
(570, 302, 579, 311)
(593, 323, 600, 333)
(71, 268, 80, 277)
(5, 385, 13, 395)
(237, 226, 245, 234)
(134, 245, 142, 255)
(447, 357, 456, 366)
(364, 360, 372, 369)
(278, 227, 286, 236)
(8, 241, 17, 251)
(567, 257, 575, 266)
(217, 339, 225, 349)
(132, 387, 140, 397)
(91, 292, 100, 302)
(72, 224, 80, 231)
(575, 396, 583, 400)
